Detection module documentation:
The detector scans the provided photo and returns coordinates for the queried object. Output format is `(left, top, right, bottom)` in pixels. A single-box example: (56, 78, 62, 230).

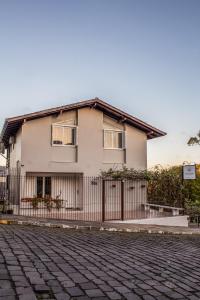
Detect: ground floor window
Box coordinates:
(36, 176, 51, 198)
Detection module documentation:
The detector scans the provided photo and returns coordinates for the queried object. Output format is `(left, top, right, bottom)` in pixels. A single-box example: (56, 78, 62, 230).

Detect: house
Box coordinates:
(0, 98, 166, 220)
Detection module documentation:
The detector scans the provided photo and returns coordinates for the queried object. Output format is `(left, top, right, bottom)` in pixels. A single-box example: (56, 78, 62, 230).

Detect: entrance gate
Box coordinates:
(102, 179, 124, 221)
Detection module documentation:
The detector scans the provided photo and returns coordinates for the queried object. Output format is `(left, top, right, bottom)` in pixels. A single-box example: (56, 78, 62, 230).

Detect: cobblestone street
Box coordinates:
(0, 225, 200, 300)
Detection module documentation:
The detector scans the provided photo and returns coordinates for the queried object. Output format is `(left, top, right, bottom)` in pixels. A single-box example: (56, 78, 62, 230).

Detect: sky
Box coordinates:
(0, 0, 200, 167)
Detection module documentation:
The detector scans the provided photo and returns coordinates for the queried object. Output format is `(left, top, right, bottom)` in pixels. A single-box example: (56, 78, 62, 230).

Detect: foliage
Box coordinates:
(43, 196, 54, 211)
(101, 166, 150, 180)
(147, 166, 185, 208)
(54, 199, 62, 210)
(29, 195, 63, 211)
(31, 196, 42, 209)
(184, 175, 200, 217)
(188, 131, 200, 146)
(185, 202, 200, 216)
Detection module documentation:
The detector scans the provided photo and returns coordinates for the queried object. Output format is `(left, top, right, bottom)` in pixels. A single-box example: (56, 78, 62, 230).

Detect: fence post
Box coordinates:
(121, 180, 124, 221)
(102, 179, 105, 222)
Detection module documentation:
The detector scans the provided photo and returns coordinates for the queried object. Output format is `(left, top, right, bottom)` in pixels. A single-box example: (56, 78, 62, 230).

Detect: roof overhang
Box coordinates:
(0, 98, 166, 147)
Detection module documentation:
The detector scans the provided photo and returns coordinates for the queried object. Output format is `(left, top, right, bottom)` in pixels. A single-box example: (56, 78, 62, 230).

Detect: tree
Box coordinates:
(188, 131, 200, 146)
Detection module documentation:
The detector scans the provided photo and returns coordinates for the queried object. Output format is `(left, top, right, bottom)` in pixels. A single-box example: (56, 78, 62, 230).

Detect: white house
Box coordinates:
(0, 98, 166, 221)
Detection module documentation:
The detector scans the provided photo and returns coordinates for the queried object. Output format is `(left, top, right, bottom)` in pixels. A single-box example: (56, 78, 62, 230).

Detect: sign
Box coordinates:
(183, 165, 196, 180)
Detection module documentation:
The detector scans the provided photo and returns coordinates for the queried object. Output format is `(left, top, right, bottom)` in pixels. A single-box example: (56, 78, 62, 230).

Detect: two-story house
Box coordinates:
(0, 98, 166, 220)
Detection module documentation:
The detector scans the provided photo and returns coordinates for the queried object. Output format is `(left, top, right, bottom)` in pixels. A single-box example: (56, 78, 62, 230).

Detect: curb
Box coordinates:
(0, 219, 98, 231)
(0, 218, 200, 235)
(0, 220, 11, 225)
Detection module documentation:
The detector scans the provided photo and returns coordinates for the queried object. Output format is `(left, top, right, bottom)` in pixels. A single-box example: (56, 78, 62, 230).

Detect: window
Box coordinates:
(36, 177, 43, 197)
(52, 124, 76, 146)
(104, 130, 125, 149)
(36, 176, 51, 198)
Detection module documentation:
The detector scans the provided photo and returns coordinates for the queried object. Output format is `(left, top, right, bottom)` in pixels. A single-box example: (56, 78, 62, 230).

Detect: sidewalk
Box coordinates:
(1, 214, 200, 235)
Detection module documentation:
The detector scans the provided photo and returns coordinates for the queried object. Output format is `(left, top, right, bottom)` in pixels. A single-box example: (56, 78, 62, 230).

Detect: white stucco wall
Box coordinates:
(9, 107, 147, 176)
(125, 124, 147, 170)
(9, 128, 22, 170)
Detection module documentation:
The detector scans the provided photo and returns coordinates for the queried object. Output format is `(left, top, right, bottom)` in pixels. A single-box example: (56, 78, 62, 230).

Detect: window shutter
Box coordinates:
(73, 128, 76, 146)
(122, 131, 126, 149)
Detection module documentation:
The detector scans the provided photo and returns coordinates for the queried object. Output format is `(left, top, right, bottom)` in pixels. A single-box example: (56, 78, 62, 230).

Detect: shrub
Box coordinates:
(29, 195, 63, 211)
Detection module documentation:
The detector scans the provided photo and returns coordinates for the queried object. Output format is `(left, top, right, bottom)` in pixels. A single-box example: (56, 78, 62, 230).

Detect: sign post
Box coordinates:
(182, 164, 196, 181)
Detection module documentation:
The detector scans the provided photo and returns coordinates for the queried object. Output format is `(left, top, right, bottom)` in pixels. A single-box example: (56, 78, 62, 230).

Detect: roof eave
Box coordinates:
(1, 98, 166, 146)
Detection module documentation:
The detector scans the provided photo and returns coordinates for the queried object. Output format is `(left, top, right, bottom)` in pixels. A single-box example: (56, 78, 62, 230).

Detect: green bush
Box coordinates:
(29, 195, 63, 211)
(147, 166, 185, 208)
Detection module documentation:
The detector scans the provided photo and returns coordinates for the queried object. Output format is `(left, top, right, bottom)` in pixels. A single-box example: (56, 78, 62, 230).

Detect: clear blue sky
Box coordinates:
(0, 0, 200, 167)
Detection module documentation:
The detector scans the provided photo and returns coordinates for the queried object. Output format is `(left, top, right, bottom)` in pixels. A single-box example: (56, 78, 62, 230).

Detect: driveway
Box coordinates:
(0, 225, 200, 300)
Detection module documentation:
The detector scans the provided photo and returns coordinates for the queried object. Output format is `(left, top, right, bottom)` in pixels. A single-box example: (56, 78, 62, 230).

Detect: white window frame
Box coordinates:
(103, 129, 125, 150)
(36, 176, 52, 198)
(52, 124, 77, 147)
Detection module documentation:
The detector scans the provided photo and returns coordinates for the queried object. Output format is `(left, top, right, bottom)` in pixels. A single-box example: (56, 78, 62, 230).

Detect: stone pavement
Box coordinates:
(0, 226, 200, 299)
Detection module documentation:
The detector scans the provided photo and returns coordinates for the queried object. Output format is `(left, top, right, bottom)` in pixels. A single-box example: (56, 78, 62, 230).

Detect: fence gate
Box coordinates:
(102, 180, 124, 221)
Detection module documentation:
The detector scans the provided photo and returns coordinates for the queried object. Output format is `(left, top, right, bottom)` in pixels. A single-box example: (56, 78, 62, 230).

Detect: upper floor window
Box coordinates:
(104, 130, 125, 149)
(52, 124, 77, 146)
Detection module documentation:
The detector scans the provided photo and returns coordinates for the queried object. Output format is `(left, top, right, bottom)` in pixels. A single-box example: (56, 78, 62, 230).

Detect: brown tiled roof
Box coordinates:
(0, 98, 166, 146)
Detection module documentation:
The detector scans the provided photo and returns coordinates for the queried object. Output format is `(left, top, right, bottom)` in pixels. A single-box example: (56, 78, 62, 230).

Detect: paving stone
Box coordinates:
(47, 279, 61, 287)
(106, 291, 122, 299)
(92, 278, 105, 285)
(188, 296, 200, 300)
(154, 285, 172, 293)
(0, 289, 16, 297)
(137, 283, 151, 290)
(33, 284, 50, 293)
(54, 292, 70, 300)
(14, 281, 30, 287)
(124, 293, 142, 300)
(66, 287, 84, 296)
(176, 282, 195, 292)
(51, 286, 64, 293)
(156, 296, 171, 300)
(9, 270, 24, 276)
(1, 224, 200, 300)
(0, 280, 12, 288)
(80, 282, 97, 290)
(107, 280, 122, 287)
(170, 294, 186, 299)
(143, 295, 156, 300)
(19, 294, 37, 300)
(131, 288, 148, 296)
(0, 297, 16, 300)
(114, 286, 131, 294)
(16, 287, 34, 295)
(7, 266, 21, 271)
(0, 274, 10, 280)
(11, 275, 28, 282)
(148, 289, 162, 297)
(61, 280, 75, 288)
(85, 288, 105, 297)
(74, 297, 91, 300)
(99, 284, 114, 292)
